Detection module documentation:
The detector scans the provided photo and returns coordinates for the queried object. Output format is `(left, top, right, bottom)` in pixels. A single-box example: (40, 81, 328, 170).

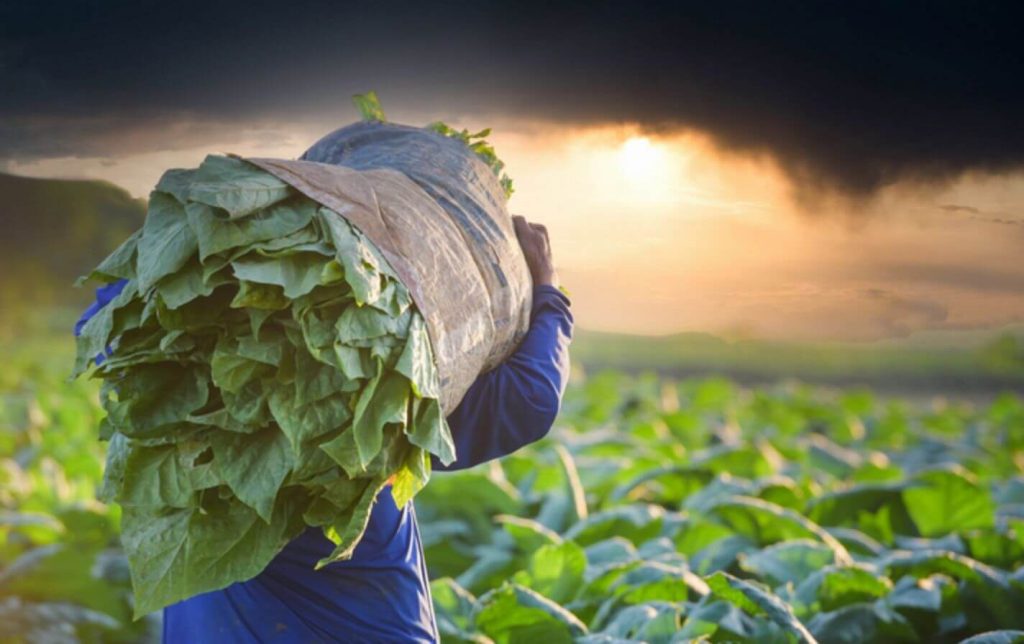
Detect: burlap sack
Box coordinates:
(245, 122, 532, 413)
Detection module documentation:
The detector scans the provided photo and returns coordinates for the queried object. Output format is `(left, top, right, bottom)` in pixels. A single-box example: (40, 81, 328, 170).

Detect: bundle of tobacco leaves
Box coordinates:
(73, 153, 456, 616)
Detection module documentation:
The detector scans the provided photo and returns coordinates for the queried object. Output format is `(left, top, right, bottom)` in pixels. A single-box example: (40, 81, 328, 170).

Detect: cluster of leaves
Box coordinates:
(425, 123, 515, 199)
(71, 155, 454, 617)
(353, 91, 515, 198)
(414, 373, 1024, 643)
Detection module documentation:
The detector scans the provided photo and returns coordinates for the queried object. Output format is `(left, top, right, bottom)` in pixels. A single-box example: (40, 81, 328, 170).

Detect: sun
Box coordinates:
(616, 135, 679, 203)
(620, 136, 662, 178)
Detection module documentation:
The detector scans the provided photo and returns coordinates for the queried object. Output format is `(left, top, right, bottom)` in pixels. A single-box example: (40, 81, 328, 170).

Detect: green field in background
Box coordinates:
(3, 326, 1024, 642)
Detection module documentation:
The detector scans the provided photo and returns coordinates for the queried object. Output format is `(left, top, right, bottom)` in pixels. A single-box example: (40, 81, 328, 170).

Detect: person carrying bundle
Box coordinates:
(73, 117, 573, 642)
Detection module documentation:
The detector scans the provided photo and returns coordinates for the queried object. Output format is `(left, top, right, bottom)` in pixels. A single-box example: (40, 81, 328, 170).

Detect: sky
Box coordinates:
(3, 1, 1023, 341)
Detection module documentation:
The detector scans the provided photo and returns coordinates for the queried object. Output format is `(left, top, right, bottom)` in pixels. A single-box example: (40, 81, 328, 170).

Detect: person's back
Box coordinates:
(77, 216, 571, 643)
(162, 484, 438, 642)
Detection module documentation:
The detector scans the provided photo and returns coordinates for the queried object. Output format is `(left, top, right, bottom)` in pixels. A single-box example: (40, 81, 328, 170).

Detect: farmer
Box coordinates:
(76, 213, 572, 642)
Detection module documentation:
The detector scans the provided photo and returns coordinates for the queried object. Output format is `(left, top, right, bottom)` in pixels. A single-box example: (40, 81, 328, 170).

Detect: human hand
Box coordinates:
(512, 215, 558, 288)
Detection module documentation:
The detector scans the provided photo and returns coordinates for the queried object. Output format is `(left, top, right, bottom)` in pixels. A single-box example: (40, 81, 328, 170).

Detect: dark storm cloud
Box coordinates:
(0, 113, 297, 159)
(3, 1, 1023, 196)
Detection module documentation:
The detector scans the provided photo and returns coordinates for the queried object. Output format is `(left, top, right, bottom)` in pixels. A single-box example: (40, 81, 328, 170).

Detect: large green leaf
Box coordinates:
(406, 396, 456, 467)
(563, 505, 664, 547)
(475, 583, 587, 643)
(884, 573, 947, 613)
(706, 572, 818, 643)
(119, 444, 196, 508)
(136, 192, 197, 291)
(676, 600, 749, 641)
(350, 369, 411, 470)
(76, 228, 141, 285)
(395, 314, 441, 400)
(598, 602, 681, 641)
(271, 387, 352, 452)
(583, 538, 638, 581)
(431, 577, 485, 642)
(496, 515, 563, 552)
(512, 541, 586, 604)
(231, 252, 329, 299)
(102, 363, 210, 437)
(902, 465, 996, 537)
(791, 564, 893, 617)
(609, 465, 714, 505)
(210, 338, 273, 394)
(155, 258, 223, 309)
(739, 539, 837, 586)
(186, 198, 316, 261)
(806, 602, 918, 644)
(121, 493, 302, 618)
(881, 549, 1024, 628)
(806, 481, 915, 539)
(317, 210, 383, 306)
(209, 428, 294, 523)
(611, 560, 708, 605)
(708, 496, 852, 564)
(186, 155, 293, 219)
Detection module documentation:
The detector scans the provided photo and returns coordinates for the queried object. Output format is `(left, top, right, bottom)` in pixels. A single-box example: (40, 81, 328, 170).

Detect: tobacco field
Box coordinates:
(3, 336, 1024, 643)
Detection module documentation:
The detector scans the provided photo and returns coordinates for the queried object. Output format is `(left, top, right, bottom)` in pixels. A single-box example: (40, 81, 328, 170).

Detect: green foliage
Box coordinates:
(413, 373, 1024, 642)
(6, 324, 1024, 642)
(902, 465, 997, 537)
(707, 571, 817, 642)
(71, 155, 454, 616)
(1, 337, 156, 641)
(353, 91, 387, 122)
(426, 122, 515, 199)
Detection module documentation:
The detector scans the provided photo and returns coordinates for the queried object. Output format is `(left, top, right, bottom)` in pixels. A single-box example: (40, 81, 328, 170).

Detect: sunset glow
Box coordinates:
(4, 118, 1023, 341)
(620, 136, 657, 175)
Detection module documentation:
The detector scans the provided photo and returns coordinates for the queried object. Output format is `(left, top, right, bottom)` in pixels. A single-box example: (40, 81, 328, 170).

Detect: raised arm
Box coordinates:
(432, 285, 572, 471)
(432, 216, 573, 472)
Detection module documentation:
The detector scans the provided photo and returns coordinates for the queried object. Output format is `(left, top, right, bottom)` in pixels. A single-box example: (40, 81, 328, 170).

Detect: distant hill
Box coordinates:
(570, 327, 1024, 395)
(0, 172, 145, 314)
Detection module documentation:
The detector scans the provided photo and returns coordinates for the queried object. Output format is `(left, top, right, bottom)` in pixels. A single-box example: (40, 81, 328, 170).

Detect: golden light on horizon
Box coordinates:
(613, 134, 683, 206)
(620, 136, 659, 176)
(8, 118, 1022, 340)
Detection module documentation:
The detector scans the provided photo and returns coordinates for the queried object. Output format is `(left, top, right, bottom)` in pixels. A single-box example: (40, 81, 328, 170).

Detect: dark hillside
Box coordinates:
(0, 172, 144, 314)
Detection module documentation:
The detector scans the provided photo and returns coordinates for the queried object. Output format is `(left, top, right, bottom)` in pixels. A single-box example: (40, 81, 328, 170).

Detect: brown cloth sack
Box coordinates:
(245, 122, 531, 413)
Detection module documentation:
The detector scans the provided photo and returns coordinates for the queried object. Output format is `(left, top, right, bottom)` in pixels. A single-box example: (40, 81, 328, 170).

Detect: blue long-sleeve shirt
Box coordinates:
(75, 280, 573, 643)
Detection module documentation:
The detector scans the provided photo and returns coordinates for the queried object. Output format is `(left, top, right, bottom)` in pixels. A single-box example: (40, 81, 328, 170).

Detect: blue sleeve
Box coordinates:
(74, 278, 129, 364)
(432, 285, 574, 472)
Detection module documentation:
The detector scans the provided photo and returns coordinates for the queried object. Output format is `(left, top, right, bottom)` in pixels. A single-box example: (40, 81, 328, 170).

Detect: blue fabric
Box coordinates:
(434, 286, 574, 472)
(160, 485, 438, 644)
(73, 279, 127, 364)
(75, 281, 573, 643)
